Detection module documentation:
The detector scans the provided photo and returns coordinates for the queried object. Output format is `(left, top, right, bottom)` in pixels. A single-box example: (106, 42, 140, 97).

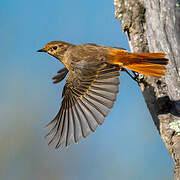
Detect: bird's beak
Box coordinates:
(37, 49, 46, 52)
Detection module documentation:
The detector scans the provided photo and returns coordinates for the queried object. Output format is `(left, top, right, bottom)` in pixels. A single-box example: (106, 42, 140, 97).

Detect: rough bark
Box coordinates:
(114, 0, 180, 179)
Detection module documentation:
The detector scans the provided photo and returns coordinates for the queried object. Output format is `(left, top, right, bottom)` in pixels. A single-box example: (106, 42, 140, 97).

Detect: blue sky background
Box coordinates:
(0, 0, 174, 180)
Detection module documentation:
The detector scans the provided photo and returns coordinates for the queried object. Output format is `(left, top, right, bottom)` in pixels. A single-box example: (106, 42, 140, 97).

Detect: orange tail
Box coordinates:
(108, 49, 168, 77)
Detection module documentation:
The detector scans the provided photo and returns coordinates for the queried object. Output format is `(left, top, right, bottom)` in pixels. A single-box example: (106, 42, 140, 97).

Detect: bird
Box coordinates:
(37, 41, 168, 149)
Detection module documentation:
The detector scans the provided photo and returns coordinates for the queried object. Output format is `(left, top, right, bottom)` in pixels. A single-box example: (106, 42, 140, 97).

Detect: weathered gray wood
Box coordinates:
(114, 0, 180, 179)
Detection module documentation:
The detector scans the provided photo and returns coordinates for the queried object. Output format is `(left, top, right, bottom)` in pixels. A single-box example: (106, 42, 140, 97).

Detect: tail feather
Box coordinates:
(146, 58, 168, 65)
(108, 50, 168, 77)
(134, 53, 168, 65)
(124, 63, 166, 77)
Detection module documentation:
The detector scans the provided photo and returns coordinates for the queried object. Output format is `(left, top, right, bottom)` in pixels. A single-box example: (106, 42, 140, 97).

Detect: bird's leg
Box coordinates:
(121, 68, 144, 84)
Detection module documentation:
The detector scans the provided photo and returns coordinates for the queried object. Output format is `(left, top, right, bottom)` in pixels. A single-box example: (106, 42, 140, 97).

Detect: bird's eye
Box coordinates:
(52, 46, 58, 50)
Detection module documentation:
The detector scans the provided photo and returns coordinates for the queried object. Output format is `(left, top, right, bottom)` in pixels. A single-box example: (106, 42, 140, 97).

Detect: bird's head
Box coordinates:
(37, 41, 72, 60)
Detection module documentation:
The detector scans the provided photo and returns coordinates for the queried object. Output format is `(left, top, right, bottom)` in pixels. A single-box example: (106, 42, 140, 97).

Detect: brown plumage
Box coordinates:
(37, 41, 168, 149)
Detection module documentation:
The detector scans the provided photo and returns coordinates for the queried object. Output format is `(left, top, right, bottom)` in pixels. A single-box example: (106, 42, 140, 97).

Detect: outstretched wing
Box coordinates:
(45, 63, 120, 149)
(52, 67, 69, 84)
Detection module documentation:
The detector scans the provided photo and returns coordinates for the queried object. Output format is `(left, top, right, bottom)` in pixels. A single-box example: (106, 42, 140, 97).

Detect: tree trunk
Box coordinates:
(114, 0, 180, 179)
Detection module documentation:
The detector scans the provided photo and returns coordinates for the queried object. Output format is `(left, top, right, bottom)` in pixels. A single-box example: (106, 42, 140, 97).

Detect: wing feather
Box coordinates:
(45, 63, 120, 149)
(52, 67, 68, 84)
